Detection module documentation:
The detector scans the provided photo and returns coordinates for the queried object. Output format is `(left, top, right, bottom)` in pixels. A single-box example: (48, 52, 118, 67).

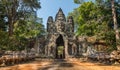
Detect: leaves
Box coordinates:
(14, 17, 45, 39)
(0, 0, 44, 50)
(74, 0, 84, 4)
(0, 0, 41, 36)
(70, 1, 119, 51)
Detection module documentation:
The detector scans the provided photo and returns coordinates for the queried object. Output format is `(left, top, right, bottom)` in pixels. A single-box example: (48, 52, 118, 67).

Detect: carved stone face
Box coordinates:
(57, 13, 64, 21)
(56, 21, 62, 32)
(55, 9, 66, 22)
(48, 16, 53, 23)
(68, 19, 73, 23)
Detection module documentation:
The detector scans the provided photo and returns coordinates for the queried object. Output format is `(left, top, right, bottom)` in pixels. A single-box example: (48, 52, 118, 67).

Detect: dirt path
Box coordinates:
(0, 59, 120, 70)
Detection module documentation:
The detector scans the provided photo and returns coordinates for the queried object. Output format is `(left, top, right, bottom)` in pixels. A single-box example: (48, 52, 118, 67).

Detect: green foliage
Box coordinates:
(0, 0, 41, 36)
(0, 0, 44, 51)
(69, 1, 119, 51)
(74, 0, 84, 4)
(0, 31, 18, 50)
(0, 2, 7, 31)
(14, 20, 43, 39)
(0, 16, 45, 51)
(0, 30, 8, 50)
(13, 16, 45, 50)
(70, 2, 99, 36)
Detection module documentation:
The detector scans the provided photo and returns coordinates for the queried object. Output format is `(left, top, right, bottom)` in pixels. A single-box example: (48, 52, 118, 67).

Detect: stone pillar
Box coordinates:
(65, 39, 69, 58)
(48, 46, 51, 56)
(79, 44, 82, 55)
(37, 44, 40, 54)
(45, 46, 48, 56)
(82, 43, 87, 53)
(75, 44, 77, 55)
(72, 44, 77, 55)
(53, 44, 56, 58)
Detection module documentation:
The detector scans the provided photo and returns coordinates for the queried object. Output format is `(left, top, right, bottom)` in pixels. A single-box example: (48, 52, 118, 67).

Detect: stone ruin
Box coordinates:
(45, 8, 79, 59)
(33, 8, 92, 59)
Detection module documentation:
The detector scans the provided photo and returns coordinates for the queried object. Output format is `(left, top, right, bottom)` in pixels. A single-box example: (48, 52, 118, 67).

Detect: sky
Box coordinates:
(37, 0, 79, 28)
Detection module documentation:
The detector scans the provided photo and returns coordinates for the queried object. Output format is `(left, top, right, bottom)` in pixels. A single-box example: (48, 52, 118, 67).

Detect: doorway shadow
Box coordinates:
(55, 34, 65, 59)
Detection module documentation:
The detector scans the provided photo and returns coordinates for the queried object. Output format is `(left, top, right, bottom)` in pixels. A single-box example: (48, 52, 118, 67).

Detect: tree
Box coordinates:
(0, 0, 44, 51)
(14, 19, 44, 39)
(72, 0, 120, 51)
(13, 14, 45, 50)
(111, 0, 120, 50)
(70, 1, 119, 52)
(74, 0, 84, 4)
(0, 0, 41, 36)
(69, 2, 110, 36)
(0, 2, 7, 31)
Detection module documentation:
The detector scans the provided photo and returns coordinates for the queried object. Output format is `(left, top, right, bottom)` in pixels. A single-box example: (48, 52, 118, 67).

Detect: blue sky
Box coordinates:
(37, 0, 79, 28)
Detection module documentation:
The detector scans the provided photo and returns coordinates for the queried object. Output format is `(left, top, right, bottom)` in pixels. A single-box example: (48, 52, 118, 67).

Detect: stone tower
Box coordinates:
(45, 8, 76, 59)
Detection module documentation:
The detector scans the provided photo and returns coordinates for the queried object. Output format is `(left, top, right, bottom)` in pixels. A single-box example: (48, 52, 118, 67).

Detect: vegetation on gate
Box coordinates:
(0, 0, 45, 51)
(69, 0, 120, 52)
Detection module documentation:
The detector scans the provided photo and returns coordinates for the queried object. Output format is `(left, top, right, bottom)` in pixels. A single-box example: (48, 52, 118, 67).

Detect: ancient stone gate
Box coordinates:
(45, 8, 77, 59)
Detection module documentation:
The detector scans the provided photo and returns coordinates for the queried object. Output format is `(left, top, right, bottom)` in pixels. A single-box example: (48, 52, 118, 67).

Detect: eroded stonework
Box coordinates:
(45, 8, 77, 59)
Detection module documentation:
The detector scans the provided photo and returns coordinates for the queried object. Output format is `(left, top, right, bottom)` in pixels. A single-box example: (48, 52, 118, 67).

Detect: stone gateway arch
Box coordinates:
(45, 8, 77, 59)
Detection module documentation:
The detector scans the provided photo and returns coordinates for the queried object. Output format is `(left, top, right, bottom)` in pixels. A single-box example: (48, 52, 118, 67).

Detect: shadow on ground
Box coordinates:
(38, 59, 74, 70)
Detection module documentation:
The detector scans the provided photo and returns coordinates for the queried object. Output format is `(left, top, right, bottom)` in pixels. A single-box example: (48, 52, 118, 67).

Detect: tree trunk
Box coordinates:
(8, 16, 14, 36)
(111, 0, 120, 50)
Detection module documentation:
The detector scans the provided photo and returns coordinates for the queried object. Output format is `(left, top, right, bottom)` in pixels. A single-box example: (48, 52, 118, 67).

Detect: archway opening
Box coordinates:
(56, 34, 65, 59)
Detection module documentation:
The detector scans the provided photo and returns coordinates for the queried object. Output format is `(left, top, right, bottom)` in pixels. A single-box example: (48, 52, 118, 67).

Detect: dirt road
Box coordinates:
(0, 59, 120, 70)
